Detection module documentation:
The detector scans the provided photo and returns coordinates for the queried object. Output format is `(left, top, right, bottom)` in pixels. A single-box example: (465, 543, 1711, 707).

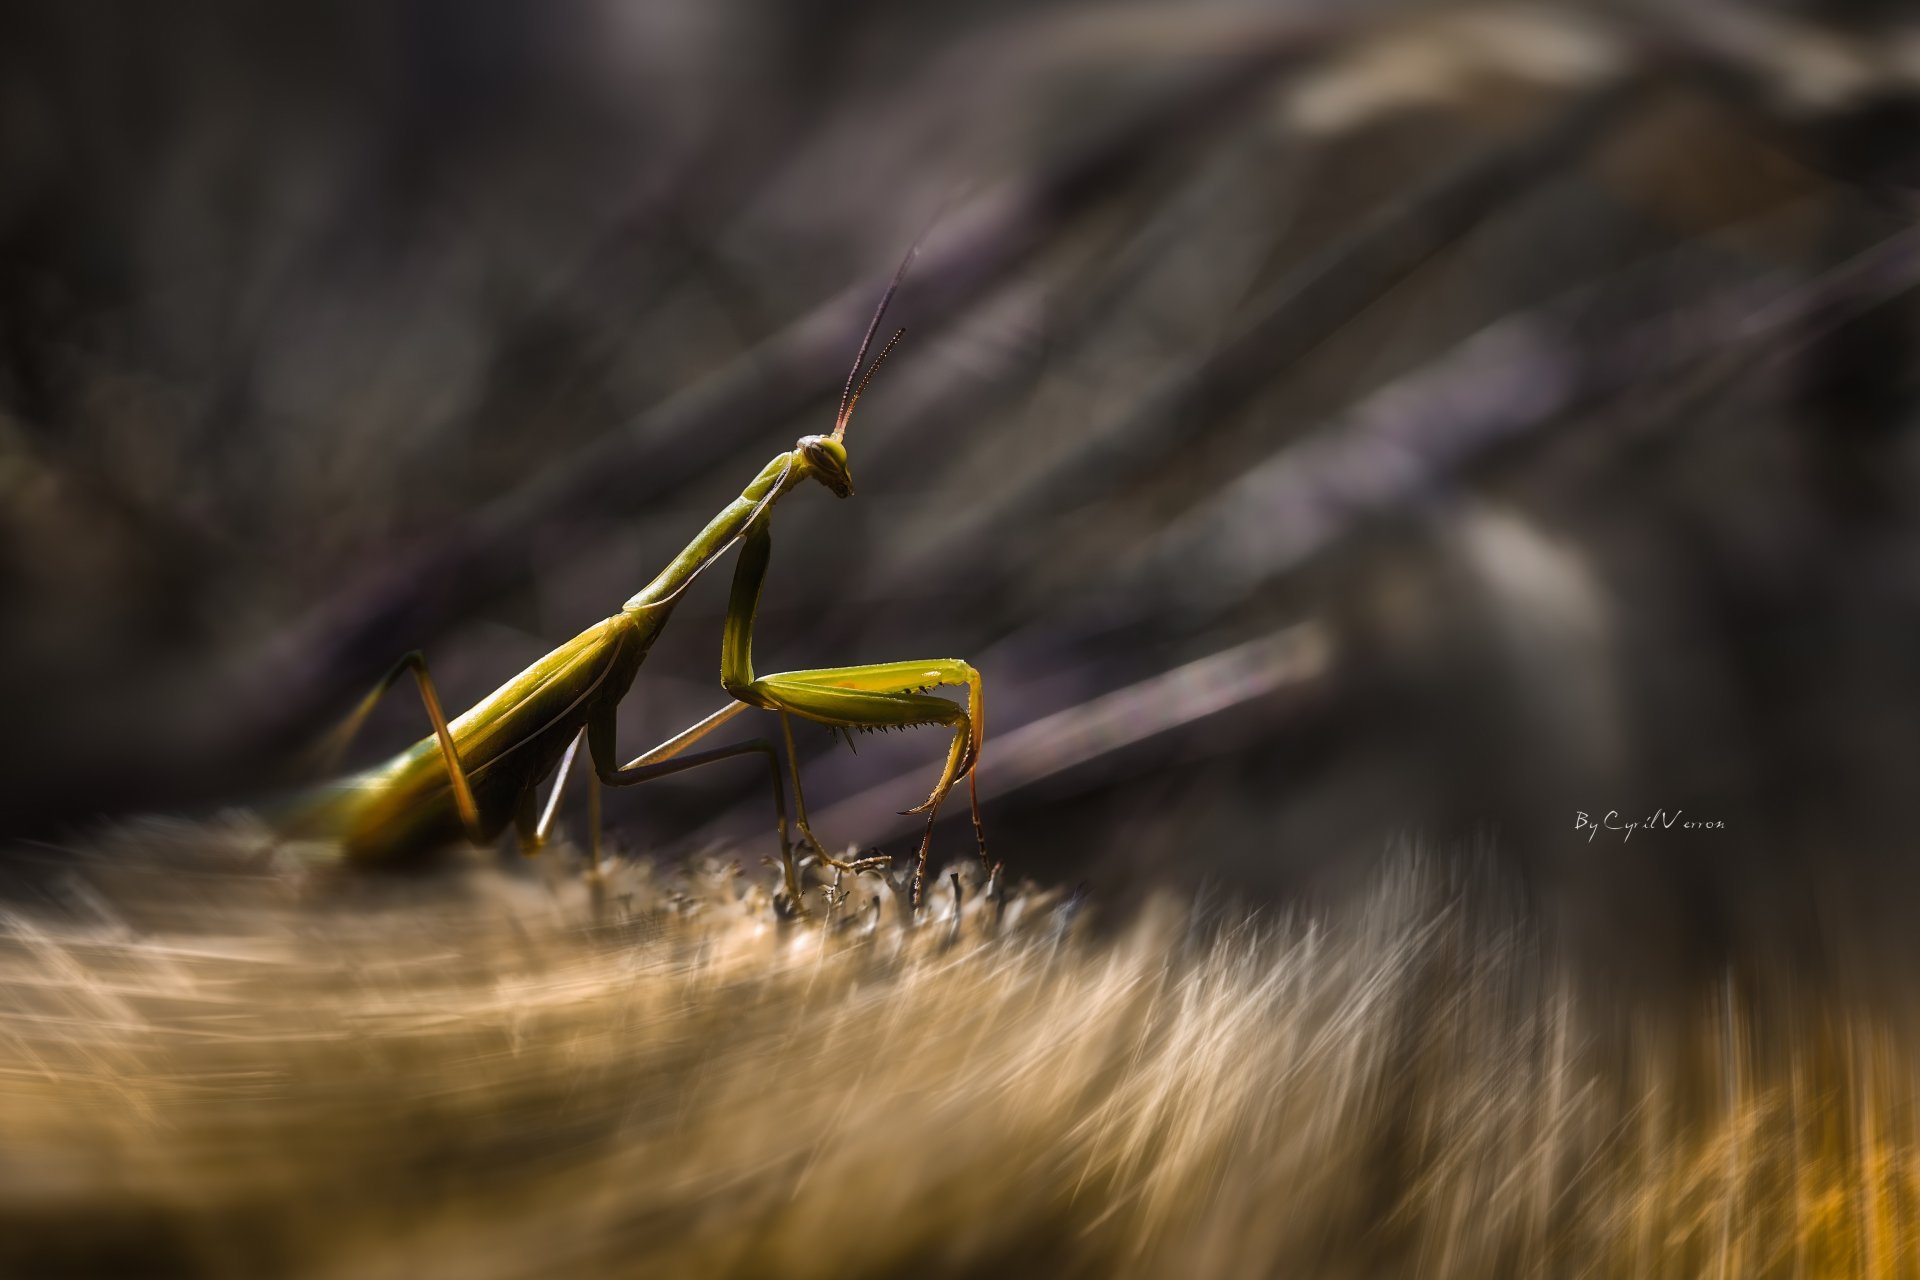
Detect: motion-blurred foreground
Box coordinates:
(10, 0, 1920, 1273)
(4, 836, 1919, 1280)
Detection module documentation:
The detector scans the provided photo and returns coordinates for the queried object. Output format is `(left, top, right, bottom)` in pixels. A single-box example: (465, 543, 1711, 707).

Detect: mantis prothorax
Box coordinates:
(280, 252, 984, 911)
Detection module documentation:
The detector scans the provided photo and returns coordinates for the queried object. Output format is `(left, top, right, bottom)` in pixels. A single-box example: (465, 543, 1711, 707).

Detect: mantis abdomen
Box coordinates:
(285, 613, 656, 862)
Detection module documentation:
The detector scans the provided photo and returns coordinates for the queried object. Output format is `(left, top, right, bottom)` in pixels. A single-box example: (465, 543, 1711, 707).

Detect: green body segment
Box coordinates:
(283, 613, 652, 861)
(279, 426, 982, 884)
(283, 454, 805, 862)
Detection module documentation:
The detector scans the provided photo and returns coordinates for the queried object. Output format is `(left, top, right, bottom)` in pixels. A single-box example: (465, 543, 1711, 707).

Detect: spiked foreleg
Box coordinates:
(720, 526, 987, 907)
(749, 666, 980, 811)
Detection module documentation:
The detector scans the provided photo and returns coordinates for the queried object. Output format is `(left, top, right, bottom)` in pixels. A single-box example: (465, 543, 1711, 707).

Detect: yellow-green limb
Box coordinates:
(316, 650, 485, 842)
(720, 526, 987, 909)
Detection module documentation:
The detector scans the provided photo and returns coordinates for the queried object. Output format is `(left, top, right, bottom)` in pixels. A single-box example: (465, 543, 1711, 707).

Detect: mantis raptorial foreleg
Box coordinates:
(754, 664, 985, 905)
(721, 526, 986, 906)
(316, 650, 485, 842)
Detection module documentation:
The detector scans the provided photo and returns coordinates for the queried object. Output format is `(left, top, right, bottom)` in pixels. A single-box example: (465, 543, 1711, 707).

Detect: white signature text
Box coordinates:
(1574, 810, 1726, 843)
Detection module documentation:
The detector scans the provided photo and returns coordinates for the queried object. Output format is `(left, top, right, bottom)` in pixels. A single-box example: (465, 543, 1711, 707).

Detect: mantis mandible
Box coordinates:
(279, 253, 984, 911)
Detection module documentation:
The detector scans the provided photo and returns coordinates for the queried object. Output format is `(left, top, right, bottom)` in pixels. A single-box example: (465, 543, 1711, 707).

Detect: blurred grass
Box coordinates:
(3, 828, 1920, 1277)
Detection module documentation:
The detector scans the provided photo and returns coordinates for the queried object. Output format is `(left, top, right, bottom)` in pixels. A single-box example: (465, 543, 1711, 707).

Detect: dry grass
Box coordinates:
(2, 825, 1919, 1277)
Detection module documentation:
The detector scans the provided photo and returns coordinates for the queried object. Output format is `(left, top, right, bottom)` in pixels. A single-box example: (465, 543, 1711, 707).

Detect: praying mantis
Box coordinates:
(278, 253, 984, 911)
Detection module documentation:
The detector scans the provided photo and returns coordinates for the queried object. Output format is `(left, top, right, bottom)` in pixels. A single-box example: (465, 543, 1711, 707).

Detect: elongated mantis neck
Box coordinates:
(622, 451, 806, 614)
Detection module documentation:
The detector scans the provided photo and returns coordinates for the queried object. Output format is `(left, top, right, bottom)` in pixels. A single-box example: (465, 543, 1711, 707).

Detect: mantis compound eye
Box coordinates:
(798, 435, 854, 498)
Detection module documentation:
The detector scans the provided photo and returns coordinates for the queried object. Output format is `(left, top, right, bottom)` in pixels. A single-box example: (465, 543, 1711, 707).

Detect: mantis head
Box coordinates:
(797, 434, 854, 498)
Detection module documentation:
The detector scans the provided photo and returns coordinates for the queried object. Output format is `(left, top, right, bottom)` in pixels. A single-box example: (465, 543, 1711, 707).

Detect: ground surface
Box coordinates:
(2, 827, 1918, 1278)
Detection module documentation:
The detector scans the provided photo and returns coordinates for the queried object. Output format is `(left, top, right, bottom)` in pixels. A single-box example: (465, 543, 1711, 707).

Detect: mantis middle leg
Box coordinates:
(584, 700, 821, 904)
(512, 729, 593, 866)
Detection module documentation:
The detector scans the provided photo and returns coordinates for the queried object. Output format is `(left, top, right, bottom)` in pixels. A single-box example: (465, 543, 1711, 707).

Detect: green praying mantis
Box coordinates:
(279, 253, 984, 911)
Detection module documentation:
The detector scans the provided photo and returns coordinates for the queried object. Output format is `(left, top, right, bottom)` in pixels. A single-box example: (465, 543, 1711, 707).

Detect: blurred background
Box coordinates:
(6, 0, 1920, 987)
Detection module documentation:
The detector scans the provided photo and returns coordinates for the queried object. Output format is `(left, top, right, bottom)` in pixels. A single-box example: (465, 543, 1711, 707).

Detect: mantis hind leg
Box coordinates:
(315, 650, 485, 843)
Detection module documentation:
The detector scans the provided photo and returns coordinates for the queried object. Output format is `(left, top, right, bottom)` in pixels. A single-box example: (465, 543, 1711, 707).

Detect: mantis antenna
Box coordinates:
(833, 244, 918, 441)
(839, 329, 904, 439)
(637, 244, 919, 613)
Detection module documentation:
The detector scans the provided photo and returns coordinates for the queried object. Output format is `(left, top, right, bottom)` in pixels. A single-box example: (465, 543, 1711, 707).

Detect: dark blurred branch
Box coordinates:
(879, 77, 1652, 592)
(1098, 224, 1920, 630)
(953, 12, 1920, 600)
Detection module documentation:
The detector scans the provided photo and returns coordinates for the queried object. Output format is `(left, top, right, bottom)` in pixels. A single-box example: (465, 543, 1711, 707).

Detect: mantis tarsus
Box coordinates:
(280, 253, 985, 911)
